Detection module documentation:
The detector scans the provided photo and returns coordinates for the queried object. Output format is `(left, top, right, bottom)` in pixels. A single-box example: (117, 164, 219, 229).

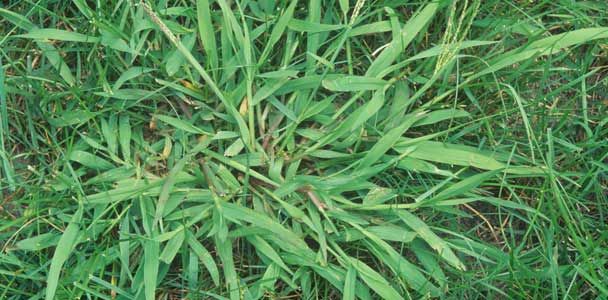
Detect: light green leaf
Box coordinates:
(224, 138, 244, 157)
(247, 236, 292, 275)
(47, 110, 96, 127)
(166, 33, 197, 76)
(433, 170, 501, 202)
(343, 265, 356, 300)
(155, 114, 210, 135)
(259, 0, 297, 63)
(113, 67, 154, 91)
(160, 230, 185, 264)
(69, 150, 113, 170)
(45, 205, 83, 300)
(413, 109, 470, 127)
(358, 112, 425, 169)
(17, 28, 100, 43)
(351, 258, 402, 299)
(187, 230, 220, 286)
(366, 3, 439, 77)
(197, 0, 218, 71)
(144, 240, 160, 300)
(288, 19, 344, 32)
(16, 233, 60, 251)
(472, 27, 608, 80)
(394, 139, 544, 175)
(397, 210, 465, 271)
(119, 115, 131, 161)
(322, 76, 387, 92)
(252, 77, 290, 105)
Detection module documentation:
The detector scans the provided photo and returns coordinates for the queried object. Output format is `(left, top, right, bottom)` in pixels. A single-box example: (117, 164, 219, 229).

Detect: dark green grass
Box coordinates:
(0, 0, 607, 299)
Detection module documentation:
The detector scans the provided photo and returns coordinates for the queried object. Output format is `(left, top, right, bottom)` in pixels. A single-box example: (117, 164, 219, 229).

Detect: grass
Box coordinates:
(0, 0, 607, 299)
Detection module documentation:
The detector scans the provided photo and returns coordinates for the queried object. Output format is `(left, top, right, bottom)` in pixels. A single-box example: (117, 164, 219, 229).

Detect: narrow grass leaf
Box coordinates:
(45, 205, 83, 300)
(397, 210, 465, 271)
(221, 202, 307, 249)
(47, 109, 96, 127)
(197, 0, 218, 71)
(322, 76, 387, 92)
(395, 140, 543, 174)
(343, 265, 356, 300)
(119, 115, 131, 161)
(113, 67, 154, 90)
(155, 114, 210, 134)
(358, 112, 425, 169)
(349, 21, 392, 37)
(17, 28, 100, 43)
(394, 156, 455, 177)
(275, 74, 341, 95)
(95, 89, 154, 100)
(0, 59, 15, 190)
(257, 69, 299, 79)
(16, 233, 60, 251)
(433, 169, 501, 202)
(472, 27, 608, 80)
(413, 109, 470, 127)
(259, 0, 297, 63)
(100, 29, 136, 53)
(313, 90, 385, 150)
(144, 240, 160, 300)
(268, 96, 297, 121)
(0, 8, 35, 31)
(350, 258, 402, 299)
(100, 116, 118, 155)
(215, 236, 241, 300)
(166, 33, 196, 76)
(224, 139, 244, 157)
(252, 77, 290, 105)
(69, 150, 113, 170)
(288, 19, 344, 33)
(187, 230, 220, 286)
(247, 236, 292, 274)
(160, 230, 185, 264)
(366, 3, 439, 77)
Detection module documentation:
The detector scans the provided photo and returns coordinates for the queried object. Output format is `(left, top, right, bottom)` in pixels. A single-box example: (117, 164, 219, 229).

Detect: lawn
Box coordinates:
(0, 0, 607, 299)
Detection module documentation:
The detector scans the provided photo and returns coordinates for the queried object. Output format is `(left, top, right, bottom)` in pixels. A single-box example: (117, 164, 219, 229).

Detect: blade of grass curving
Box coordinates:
(470, 27, 608, 80)
(187, 230, 220, 286)
(397, 210, 466, 271)
(349, 257, 403, 299)
(366, 3, 439, 77)
(45, 204, 83, 300)
(357, 111, 425, 170)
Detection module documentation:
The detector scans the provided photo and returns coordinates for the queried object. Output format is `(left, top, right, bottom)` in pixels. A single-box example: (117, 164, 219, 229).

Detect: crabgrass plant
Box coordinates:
(1, 0, 607, 299)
